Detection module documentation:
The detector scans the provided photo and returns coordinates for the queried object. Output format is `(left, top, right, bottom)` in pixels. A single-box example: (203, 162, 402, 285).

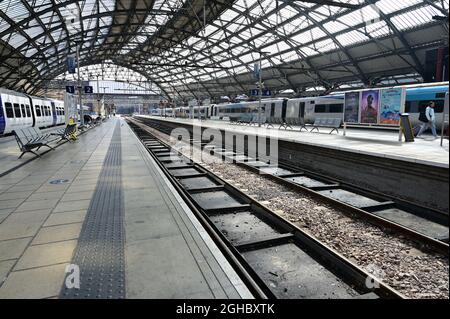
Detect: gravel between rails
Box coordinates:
(139, 122, 449, 299)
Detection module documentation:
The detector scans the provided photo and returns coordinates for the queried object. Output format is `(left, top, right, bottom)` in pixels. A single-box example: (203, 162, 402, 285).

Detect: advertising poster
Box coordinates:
(360, 90, 379, 124)
(380, 88, 404, 125)
(344, 92, 360, 123)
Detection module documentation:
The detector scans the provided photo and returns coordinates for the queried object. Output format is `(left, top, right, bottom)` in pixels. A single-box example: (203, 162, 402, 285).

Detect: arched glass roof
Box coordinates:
(0, 0, 448, 99)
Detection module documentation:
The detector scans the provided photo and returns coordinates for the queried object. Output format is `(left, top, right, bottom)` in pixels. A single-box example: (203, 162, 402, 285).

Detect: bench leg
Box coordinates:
(30, 150, 41, 158)
(300, 126, 308, 132)
(310, 127, 318, 133)
(43, 144, 55, 151)
(330, 128, 338, 134)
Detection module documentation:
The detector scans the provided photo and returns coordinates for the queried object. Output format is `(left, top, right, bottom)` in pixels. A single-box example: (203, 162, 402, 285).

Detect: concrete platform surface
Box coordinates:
(0, 117, 252, 299)
(139, 116, 449, 168)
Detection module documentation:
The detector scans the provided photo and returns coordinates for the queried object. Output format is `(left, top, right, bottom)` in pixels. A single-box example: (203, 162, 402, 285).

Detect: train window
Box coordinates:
(26, 105, 31, 117)
(36, 105, 41, 117)
(419, 100, 444, 114)
(436, 93, 446, 99)
(5, 102, 14, 118)
(434, 100, 444, 113)
(270, 103, 275, 117)
(314, 104, 326, 113)
(329, 104, 343, 113)
(21, 104, 26, 117)
(405, 101, 411, 113)
(14, 103, 21, 118)
(46, 106, 50, 116)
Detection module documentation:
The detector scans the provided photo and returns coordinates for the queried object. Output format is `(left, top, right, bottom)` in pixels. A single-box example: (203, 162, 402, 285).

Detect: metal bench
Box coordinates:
(51, 124, 77, 142)
(13, 127, 56, 158)
(266, 116, 275, 128)
(310, 118, 342, 134)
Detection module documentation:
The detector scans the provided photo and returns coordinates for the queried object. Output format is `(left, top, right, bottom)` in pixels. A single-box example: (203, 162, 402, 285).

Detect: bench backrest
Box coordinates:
(23, 127, 38, 140)
(13, 129, 28, 147)
(313, 118, 325, 126)
(65, 124, 76, 135)
(314, 118, 341, 128)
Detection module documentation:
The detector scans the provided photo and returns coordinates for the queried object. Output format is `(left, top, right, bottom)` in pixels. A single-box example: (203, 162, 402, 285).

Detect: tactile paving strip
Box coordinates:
(60, 123, 125, 299)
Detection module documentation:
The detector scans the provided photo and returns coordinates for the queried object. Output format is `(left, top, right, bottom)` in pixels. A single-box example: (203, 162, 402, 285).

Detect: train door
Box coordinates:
(0, 95, 5, 135)
(299, 102, 305, 124)
(51, 101, 57, 126)
(281, 99, 288, 120)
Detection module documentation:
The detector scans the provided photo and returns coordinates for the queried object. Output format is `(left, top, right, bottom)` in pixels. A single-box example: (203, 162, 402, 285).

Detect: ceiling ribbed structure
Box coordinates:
(0, 0, 449, 99)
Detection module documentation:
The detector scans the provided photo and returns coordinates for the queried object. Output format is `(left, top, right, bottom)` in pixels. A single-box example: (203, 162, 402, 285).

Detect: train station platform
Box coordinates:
(0, 118, 252, 299)
(139, 116, 449, 168)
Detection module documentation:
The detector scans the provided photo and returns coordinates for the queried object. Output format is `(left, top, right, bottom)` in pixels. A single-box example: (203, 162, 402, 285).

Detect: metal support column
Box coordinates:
(258, 55, 262, 127)
(76, 43, 84, 126)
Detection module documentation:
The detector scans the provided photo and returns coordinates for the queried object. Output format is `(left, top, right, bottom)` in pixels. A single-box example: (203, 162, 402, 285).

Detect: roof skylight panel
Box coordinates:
(221, 8, 240, 23)
(314, 38, 338, 53)
(24, 47, 38, 57)
(335, 29, 369, 46)
(323, 20, 348, 34)
(2, 0, 29, 20)
(23, 24, 44, 39)
(3, 31, 27, 48)
(390, 5, 438, 30)
(298, 45, 317, 57)
(362, 20, 390, 38)
(375, 0, 422, 15)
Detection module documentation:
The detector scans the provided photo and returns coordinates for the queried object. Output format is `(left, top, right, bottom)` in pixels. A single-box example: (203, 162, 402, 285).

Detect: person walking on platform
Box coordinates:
(417, 101, 438, 139)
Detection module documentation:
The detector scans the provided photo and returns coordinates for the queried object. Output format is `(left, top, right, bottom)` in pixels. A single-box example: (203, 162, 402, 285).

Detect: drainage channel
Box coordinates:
(128, 121, 404, 300)
(135, 118, 449, 256)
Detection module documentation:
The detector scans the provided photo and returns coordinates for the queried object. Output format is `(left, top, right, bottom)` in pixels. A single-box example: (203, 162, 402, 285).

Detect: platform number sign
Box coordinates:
(84, 86, 93, 94)
(250, 89, 272, 97)
(66, 86, 75, 94)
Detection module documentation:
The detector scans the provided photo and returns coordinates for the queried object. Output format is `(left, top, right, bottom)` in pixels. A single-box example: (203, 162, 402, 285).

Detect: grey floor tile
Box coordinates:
(0, 191, 33, 201)
(27, 191, 66, 202)
(0, 264, 66, 299)
(0, 260, 15, 283)
(32, 223, 82, 245)
(14, 240, 77, 271)
(43, 210, 87, 227)
(0, 198, 26, 209)
(126, 236, 211, 299)
(53, 199, 91, 213)
(0, 211, 50, 241)
(15, 199, 60, 213)
(0, 237, 32, 261)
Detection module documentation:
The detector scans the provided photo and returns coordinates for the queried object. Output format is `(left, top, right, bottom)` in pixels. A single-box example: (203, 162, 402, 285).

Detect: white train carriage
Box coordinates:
(31, 96, 55, 128)
(51, 99, 65, 125)
(0, 88, 33, 135)
(287, 95, 344, 124)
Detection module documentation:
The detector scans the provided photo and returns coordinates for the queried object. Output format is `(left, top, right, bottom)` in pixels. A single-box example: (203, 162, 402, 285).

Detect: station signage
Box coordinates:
(250, 89, 272, 97)
(66, 86, 75, 94)
(84, 86, 94, 94)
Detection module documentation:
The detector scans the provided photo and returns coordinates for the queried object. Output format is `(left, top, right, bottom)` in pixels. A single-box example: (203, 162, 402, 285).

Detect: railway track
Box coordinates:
(134, 117, 449, 256)
(127, 119, 404, 299)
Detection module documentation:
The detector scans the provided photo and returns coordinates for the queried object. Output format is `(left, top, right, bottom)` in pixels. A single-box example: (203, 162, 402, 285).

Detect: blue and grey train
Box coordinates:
(0, 88, 68, 135)
(160, 83, 449, 128)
